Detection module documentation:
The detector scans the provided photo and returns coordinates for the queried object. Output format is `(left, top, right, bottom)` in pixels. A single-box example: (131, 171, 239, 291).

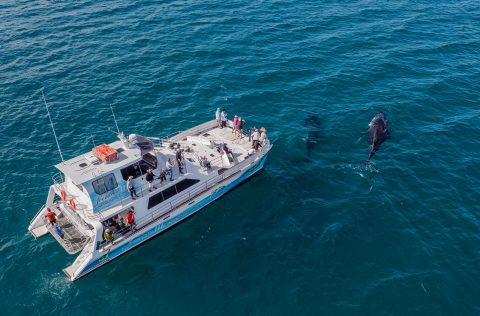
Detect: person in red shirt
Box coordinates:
(126, 209, 136, 231)
(45, 208, 57, 226)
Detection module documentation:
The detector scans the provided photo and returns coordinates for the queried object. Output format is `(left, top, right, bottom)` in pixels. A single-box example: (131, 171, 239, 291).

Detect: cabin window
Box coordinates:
(142, 153, 157, 169)
(120, 162, 142, 180)
(138, 160, 153, 175)
(92, 173, 118, 195)
(120, 156, 157, 181)
(148, 178, 200, 209)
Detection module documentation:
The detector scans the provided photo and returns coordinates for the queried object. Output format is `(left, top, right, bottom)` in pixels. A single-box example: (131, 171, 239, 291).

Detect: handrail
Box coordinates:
(52, 172, 65, 191)
(168, 120, 217, 143)
(98, 149, 267, 249)
(58, 201, 92, 231)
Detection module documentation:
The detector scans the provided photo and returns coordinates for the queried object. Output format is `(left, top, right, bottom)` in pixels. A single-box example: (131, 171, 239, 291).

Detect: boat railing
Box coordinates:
(97, 149, 264, 249)
(58, 201, 93, 232)
(137, 151, 258, 224)
(52, 172, 65, 191)
(168, 120, 217, 143)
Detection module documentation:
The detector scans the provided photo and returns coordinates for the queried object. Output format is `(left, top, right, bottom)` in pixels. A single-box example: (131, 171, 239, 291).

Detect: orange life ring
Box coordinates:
(61, 191, 66, 201)
(69, 199, 76, 210)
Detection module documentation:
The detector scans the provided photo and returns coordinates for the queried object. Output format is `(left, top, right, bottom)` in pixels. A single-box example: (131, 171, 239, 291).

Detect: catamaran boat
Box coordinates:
(28, 119, 271, 281)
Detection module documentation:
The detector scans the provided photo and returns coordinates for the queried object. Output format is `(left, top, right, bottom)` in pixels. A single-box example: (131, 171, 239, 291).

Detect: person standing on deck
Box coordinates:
(215, 108, 221, 127)
(248, 126, 256, 142)
(53, 223, 64, 239)
(258, 127, 268, 152)
(45, 208, 57, 226)
(220, 109, 228, 128)
(158, 168, 167, 183)
(251, 128, 260, 150)
(166, 158, 175, 181)
(146, 169, 156, 192)
(232, 115, 239, 135)
(238, 117, 245, 138)
(126, 209, 136, 231)
(127, 176, 139, 199)
(176, 149, 184, 174)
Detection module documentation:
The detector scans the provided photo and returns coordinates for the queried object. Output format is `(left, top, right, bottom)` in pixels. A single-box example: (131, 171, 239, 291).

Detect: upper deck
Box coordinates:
(55, 139, 142, 185)
(52, 120, 269, 219)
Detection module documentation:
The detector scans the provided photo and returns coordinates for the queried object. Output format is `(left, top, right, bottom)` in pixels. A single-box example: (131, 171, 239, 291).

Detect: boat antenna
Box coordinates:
(41, 88, 65, 162)
(110, 104, 120, 135)
(90, 133, 96, 147)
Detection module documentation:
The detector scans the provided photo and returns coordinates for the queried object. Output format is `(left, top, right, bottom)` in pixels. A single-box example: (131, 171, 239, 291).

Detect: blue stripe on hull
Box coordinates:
(78, 153, 268, 279)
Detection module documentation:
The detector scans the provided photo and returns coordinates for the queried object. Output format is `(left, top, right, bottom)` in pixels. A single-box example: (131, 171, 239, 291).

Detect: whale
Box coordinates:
(367, 112, 389, 160)
(305, 111, 322, 155)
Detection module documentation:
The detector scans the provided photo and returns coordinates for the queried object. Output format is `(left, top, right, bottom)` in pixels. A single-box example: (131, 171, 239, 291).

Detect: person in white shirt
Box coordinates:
(220, 109, 228, 128)
(251, 128, 260, 150)
(215, 108, 221, 127)
(166, 158, 175, 181)
(258, 127, 268, 152)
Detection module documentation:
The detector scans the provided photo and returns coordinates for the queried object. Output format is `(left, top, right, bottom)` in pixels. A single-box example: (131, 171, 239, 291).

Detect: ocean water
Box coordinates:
(1, 0, 480, 314)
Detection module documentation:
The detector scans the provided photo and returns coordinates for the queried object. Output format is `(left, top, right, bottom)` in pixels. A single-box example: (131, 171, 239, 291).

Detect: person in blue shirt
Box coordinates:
(53, 223, 64, 239)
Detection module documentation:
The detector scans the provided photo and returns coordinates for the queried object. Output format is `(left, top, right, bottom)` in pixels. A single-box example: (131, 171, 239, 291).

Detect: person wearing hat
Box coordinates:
(103, 228, 114, 244)
(258, 127, 268, 152)
(127, 176, 139, 199)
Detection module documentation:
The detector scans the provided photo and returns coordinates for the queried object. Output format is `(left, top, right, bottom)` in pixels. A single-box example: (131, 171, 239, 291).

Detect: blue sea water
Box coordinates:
(1, 0, 480, 314)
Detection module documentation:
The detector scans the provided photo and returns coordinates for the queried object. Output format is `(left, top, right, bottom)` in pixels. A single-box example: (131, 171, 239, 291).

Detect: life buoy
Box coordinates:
(69, 199, 76, 210)
(61, 191, 66, 201)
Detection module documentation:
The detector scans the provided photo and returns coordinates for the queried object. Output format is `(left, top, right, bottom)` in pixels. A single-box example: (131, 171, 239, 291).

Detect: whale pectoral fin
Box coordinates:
(368, 149, 375, 160)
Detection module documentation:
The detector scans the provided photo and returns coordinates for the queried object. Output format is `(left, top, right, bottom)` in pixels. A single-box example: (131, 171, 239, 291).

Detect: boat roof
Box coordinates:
(55, 140, 143, 185)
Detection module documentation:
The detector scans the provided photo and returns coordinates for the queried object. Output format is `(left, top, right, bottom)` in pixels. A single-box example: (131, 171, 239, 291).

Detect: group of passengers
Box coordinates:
(216, 108, 228, 128)
(249, 127, 268, 152)
(215, 108, 269, 157)
(127, 151, 186, 198)
(215, 108, 246, 138)
(103, 209, 136, 245)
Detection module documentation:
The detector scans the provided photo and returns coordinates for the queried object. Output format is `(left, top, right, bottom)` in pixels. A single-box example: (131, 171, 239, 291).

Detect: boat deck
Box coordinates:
(46, 209, 89, 254)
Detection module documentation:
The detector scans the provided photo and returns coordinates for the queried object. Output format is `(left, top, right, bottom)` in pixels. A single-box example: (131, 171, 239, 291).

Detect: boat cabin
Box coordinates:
(51, 135, 163, 214)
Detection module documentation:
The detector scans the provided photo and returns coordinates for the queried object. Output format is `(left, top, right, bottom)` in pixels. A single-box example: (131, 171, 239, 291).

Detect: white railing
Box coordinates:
(98, 149, 267, 249)
(58, 201, 92, 232)
(52, 172, 65, 191)
(168, 120, 217, 143)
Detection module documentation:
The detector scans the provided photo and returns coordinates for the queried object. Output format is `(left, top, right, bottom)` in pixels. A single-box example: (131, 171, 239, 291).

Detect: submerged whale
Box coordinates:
(305, 111, 322, 155)
(367, 112, 389, 160)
